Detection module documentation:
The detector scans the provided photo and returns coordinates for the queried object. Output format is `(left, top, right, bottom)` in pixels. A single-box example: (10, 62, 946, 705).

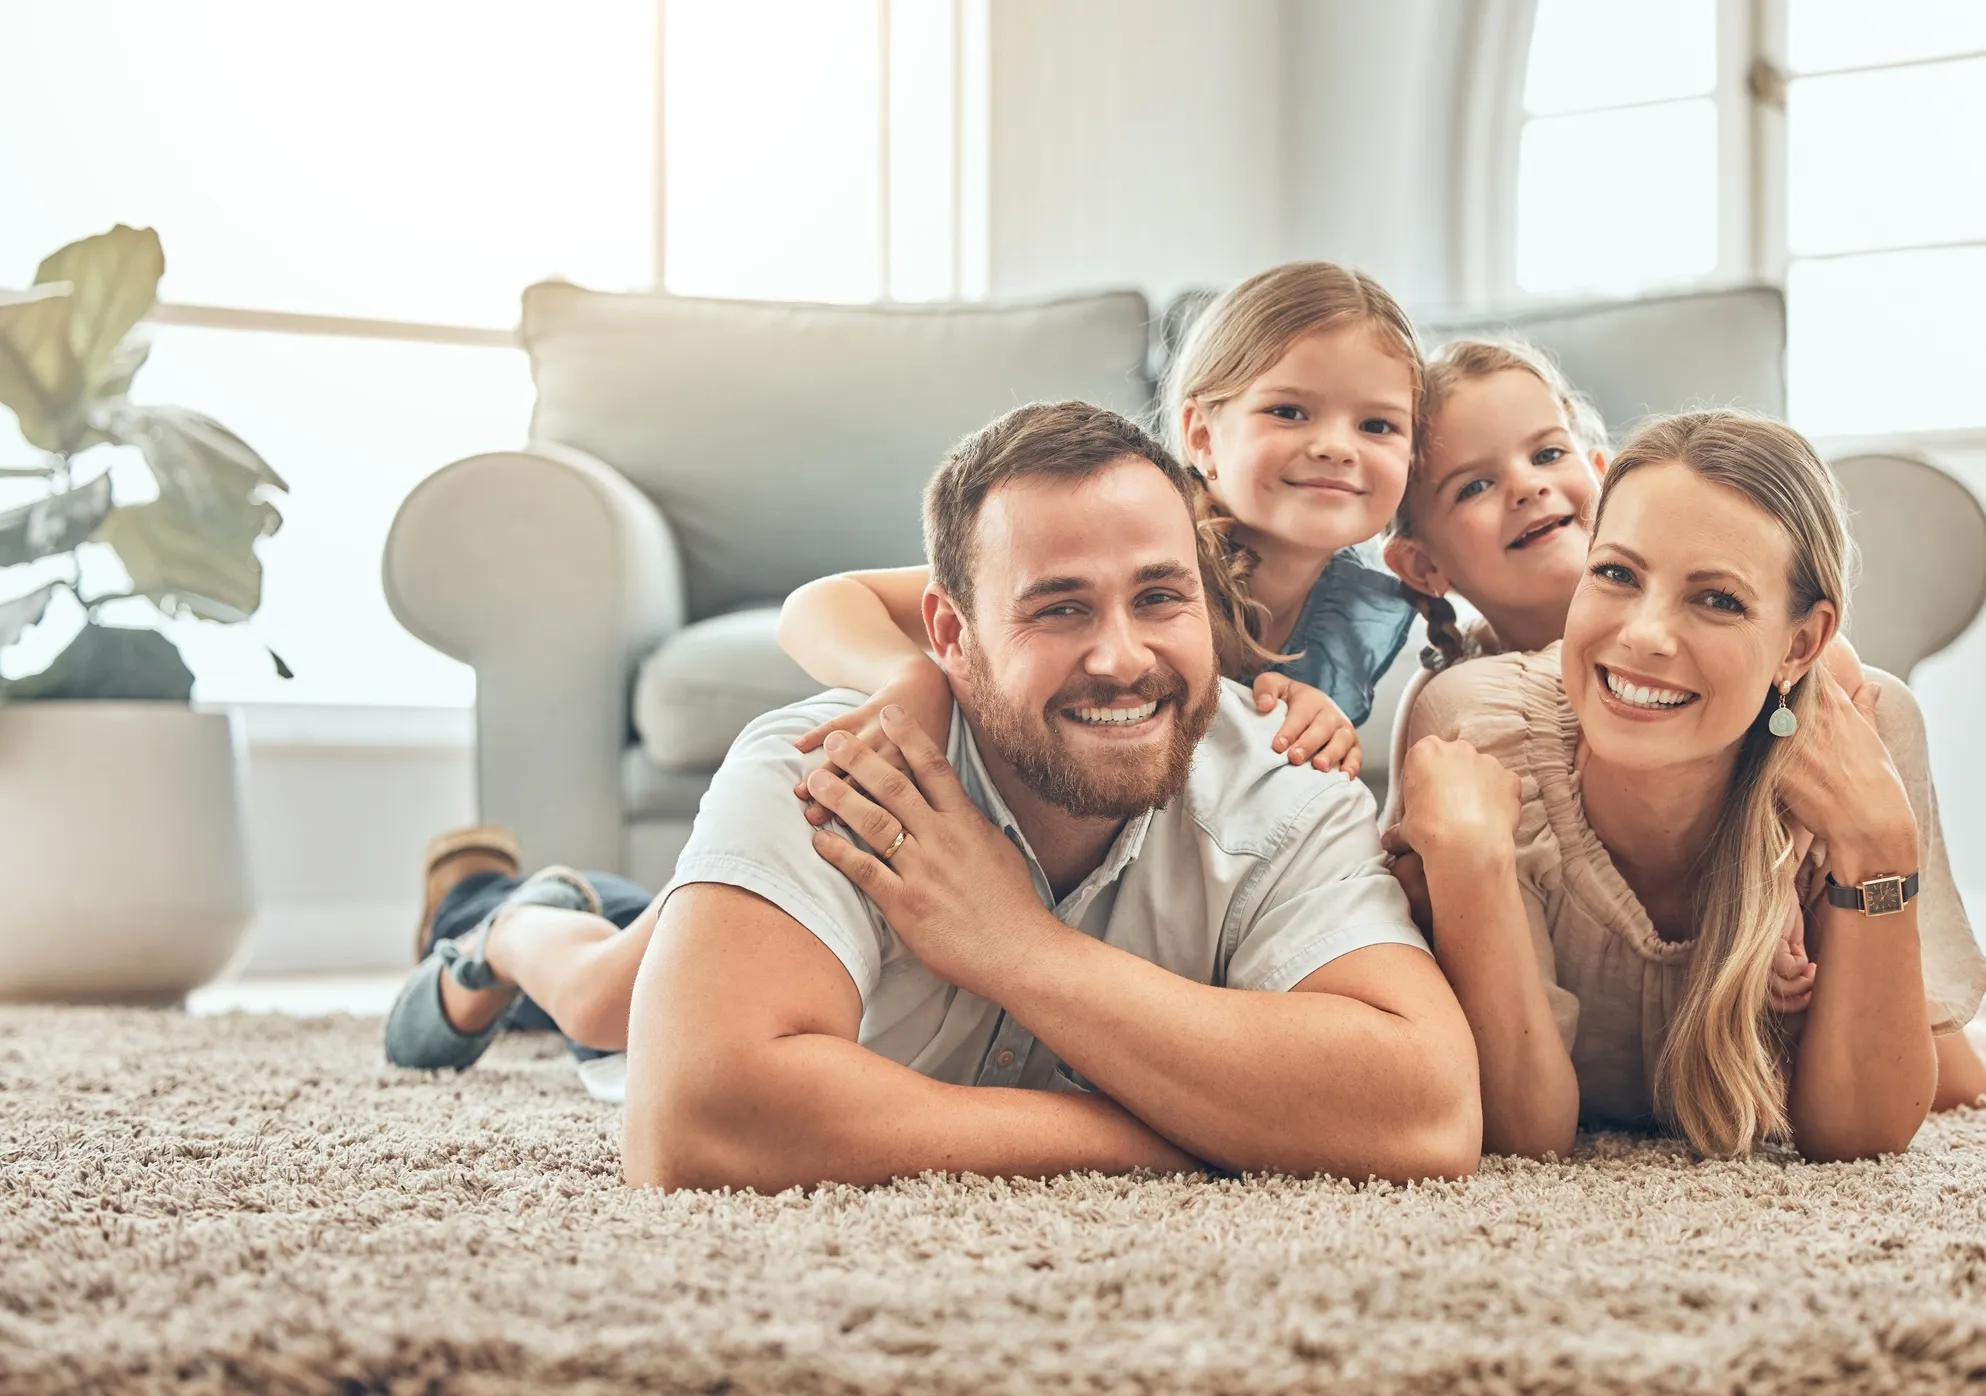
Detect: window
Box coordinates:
(0, 0, 980, 706)
(1508, 0, 1986, 439)
(1782, 2, 1986, 435)
(1515, 0, 1720, 298)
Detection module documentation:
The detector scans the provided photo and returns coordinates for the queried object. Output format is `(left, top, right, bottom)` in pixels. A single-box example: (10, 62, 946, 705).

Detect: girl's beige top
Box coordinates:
(1403, 642, 1986, 1129)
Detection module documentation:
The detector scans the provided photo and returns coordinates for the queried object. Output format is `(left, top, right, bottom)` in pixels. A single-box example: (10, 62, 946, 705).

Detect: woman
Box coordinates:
(1389, 410, 1986, 1161)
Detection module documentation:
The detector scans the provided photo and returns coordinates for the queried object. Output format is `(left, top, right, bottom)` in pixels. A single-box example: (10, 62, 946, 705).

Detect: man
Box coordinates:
(620, 400, 1480, 1190)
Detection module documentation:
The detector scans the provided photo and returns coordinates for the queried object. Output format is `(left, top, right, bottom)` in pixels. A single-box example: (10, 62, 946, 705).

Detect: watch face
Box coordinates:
(1864, 876, 1906, 916)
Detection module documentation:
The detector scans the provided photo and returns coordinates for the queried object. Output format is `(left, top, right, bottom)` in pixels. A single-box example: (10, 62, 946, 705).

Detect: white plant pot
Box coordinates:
(0, 703, 251, 1004)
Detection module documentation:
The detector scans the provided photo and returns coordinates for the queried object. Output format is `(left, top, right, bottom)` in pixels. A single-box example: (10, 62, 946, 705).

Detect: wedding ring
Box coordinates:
(879, 829, 908, 863)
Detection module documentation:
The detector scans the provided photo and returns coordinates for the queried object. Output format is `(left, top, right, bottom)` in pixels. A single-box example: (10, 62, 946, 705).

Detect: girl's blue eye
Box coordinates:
(1361, 418, 1400, 435)
(1534, 446, 1567, 466)
(1266, 404, 1305, 421)
(1455, 477, 1492, 502)
(1591, 562, 1634, 586)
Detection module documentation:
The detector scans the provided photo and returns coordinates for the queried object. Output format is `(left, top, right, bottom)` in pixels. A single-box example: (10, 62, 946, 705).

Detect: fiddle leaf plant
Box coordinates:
(0, 225, 289, 701)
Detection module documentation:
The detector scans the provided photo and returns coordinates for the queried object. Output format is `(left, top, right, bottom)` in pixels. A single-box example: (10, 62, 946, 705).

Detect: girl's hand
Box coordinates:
(1252, 671, 1362, 777)
(1392, 735, 1520, 864)
(793, 656, 953, 828)
(1767, 915, 1816, 1014)
(1776, 664, 1919, 882)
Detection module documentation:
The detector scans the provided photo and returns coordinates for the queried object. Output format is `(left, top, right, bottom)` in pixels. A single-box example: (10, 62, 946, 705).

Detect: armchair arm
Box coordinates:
(383, 441, 686, 872)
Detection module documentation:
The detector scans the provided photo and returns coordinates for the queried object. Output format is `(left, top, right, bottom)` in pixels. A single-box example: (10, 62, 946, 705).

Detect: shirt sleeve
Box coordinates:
(661, 693, 891, 1004)
(1224, 777, 1432, 994)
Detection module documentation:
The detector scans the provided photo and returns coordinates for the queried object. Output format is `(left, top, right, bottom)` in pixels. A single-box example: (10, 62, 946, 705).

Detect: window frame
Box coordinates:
(0, 0, 989, 722)
(1466, 0, 1986, 450)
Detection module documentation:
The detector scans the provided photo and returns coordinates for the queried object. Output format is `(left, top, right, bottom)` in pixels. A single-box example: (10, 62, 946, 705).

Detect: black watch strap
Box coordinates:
(1823, 870, 1920, 916)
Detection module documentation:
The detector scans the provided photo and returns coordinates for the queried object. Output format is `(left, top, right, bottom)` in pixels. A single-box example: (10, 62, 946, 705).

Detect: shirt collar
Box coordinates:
(947, 701, 1156, 912)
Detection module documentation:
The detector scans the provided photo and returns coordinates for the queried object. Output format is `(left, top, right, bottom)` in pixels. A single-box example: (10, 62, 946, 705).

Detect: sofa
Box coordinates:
(384, 280, 1896, 886)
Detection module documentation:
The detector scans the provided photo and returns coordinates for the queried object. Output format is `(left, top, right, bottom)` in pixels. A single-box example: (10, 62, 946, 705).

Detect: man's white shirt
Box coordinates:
(654, 679, 1429, 1093)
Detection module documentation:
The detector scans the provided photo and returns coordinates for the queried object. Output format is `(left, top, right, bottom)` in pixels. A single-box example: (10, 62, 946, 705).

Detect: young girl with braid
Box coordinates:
(1379, 345, 1986, 1153)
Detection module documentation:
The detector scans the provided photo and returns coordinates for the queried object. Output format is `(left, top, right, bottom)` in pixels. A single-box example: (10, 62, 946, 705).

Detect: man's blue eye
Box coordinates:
(1456, 477, 1492, 502)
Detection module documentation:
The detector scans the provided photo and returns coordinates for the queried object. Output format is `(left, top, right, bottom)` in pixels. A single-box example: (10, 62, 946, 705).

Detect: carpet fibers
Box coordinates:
(4, 1008, 1986, 1394)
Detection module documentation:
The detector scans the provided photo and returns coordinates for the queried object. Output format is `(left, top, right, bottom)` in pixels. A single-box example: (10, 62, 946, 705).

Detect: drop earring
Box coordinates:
(1768, 679, 1798, 737)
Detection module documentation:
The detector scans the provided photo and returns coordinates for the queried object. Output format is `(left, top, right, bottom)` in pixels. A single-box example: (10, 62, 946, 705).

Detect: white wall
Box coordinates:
(229, 710, 473, 976)
(1280, 0, 1471, 309)
(982, 0, 1288, 305)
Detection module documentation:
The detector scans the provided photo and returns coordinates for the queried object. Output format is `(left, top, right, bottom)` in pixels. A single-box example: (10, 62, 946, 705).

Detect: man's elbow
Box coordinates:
(1389, 1065, 1483, 1181)
(1282, 1055, 1482, 1183)
(621, 1072, 756, 1192)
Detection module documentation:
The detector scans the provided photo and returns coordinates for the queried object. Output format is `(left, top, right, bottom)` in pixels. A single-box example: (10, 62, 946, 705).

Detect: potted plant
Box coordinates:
(0, 225, 288, 1002)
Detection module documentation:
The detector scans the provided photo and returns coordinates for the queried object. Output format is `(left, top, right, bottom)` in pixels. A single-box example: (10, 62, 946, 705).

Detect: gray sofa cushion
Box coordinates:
(1159, 284, 1787, 442)
(523, 283, 1157, 621)
(1422, 285, 1787, 436)
(632, 607, 824, 771)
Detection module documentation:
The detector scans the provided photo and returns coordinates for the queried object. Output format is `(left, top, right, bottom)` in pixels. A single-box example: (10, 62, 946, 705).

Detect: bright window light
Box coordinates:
(1524, 0, 1716, 116)
(0, 329, 526, 706)
(1789, 246, 1986, 436)
(0, 1, 655, 327)
(1516, 100, 1719, 296)
(1788, 0, 1986, 73)
(1788, 58, 1986, 256)
(664, 0, 884, 303)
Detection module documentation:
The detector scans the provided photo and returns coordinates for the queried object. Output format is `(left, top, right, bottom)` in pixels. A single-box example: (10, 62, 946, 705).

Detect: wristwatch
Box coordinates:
(1823, 871, 1920, 916)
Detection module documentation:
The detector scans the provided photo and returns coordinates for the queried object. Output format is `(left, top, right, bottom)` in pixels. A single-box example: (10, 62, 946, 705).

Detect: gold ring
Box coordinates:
(879, 829, 908, 863)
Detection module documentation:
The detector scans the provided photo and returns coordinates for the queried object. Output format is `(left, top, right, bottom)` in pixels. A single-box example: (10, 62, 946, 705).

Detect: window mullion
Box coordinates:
(1748, 0, 1791, 286)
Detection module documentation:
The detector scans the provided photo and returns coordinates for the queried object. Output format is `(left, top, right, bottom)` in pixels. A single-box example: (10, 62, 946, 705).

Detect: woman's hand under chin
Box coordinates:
(1776, 662, 1919, 882)
(794, 656, 955, 827)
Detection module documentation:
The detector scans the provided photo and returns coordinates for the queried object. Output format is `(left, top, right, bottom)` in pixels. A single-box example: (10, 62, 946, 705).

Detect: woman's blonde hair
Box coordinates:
(1161, 261, 1425, 677)
(1393, 337, 1609, 671)
(1593, 410, 1851, 1157)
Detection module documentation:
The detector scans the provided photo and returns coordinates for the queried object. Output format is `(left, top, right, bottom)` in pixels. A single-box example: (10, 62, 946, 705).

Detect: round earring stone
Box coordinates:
(1768, 706, 1799, 737)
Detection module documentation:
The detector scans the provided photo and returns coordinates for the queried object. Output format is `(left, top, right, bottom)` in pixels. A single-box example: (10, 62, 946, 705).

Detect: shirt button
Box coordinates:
(995, 1050, 1016, 1068)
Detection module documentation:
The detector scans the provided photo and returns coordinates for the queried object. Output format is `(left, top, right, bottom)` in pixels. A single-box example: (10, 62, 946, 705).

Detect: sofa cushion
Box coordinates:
(1158, 284, 1787, 445)
(523, 283, 1156, 621)
(1422, 285, 1787, 436)
(632, 606, 825, 771)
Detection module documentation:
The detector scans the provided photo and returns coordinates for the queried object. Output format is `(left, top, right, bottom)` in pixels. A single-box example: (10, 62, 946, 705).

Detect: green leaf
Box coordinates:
(1, 622, 193, 702)
(95, 488, 281, 624)
(33, 225, 163, 394)
(95, 336, 152, 401)
(0, 472, 112, 568)
(0, 583, 57, 652)
(99, 401, 289, 505)
(0, 287, 88, 452)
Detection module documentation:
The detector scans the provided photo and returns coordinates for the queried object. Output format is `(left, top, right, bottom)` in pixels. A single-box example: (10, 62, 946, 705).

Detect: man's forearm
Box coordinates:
(626, 1029, 1197, 1192)
(1421, 847, 1579, 1158)
(960, 920, 1477, 1181)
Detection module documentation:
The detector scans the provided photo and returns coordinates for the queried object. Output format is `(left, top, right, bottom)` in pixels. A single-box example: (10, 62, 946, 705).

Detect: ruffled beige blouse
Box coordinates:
(1402, 642, 1986, 1129)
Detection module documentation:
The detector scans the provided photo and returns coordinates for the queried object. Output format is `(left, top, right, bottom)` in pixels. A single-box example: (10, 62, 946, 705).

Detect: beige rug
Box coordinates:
(4, 1007, 1986, 1394)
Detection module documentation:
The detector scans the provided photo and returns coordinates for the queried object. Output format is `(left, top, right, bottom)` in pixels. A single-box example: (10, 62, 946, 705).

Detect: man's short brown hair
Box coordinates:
(923, 401, 1196, 619)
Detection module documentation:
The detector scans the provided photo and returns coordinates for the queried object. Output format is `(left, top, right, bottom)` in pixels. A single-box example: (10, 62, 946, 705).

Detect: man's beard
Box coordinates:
(962, 642, 1220, 821)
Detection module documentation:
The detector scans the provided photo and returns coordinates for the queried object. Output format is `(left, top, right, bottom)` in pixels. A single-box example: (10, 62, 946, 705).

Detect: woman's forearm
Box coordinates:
(1791, 853, 1937, 1160)
(1421, 842, 1580, 1158)
(777, 568, 933, 693)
